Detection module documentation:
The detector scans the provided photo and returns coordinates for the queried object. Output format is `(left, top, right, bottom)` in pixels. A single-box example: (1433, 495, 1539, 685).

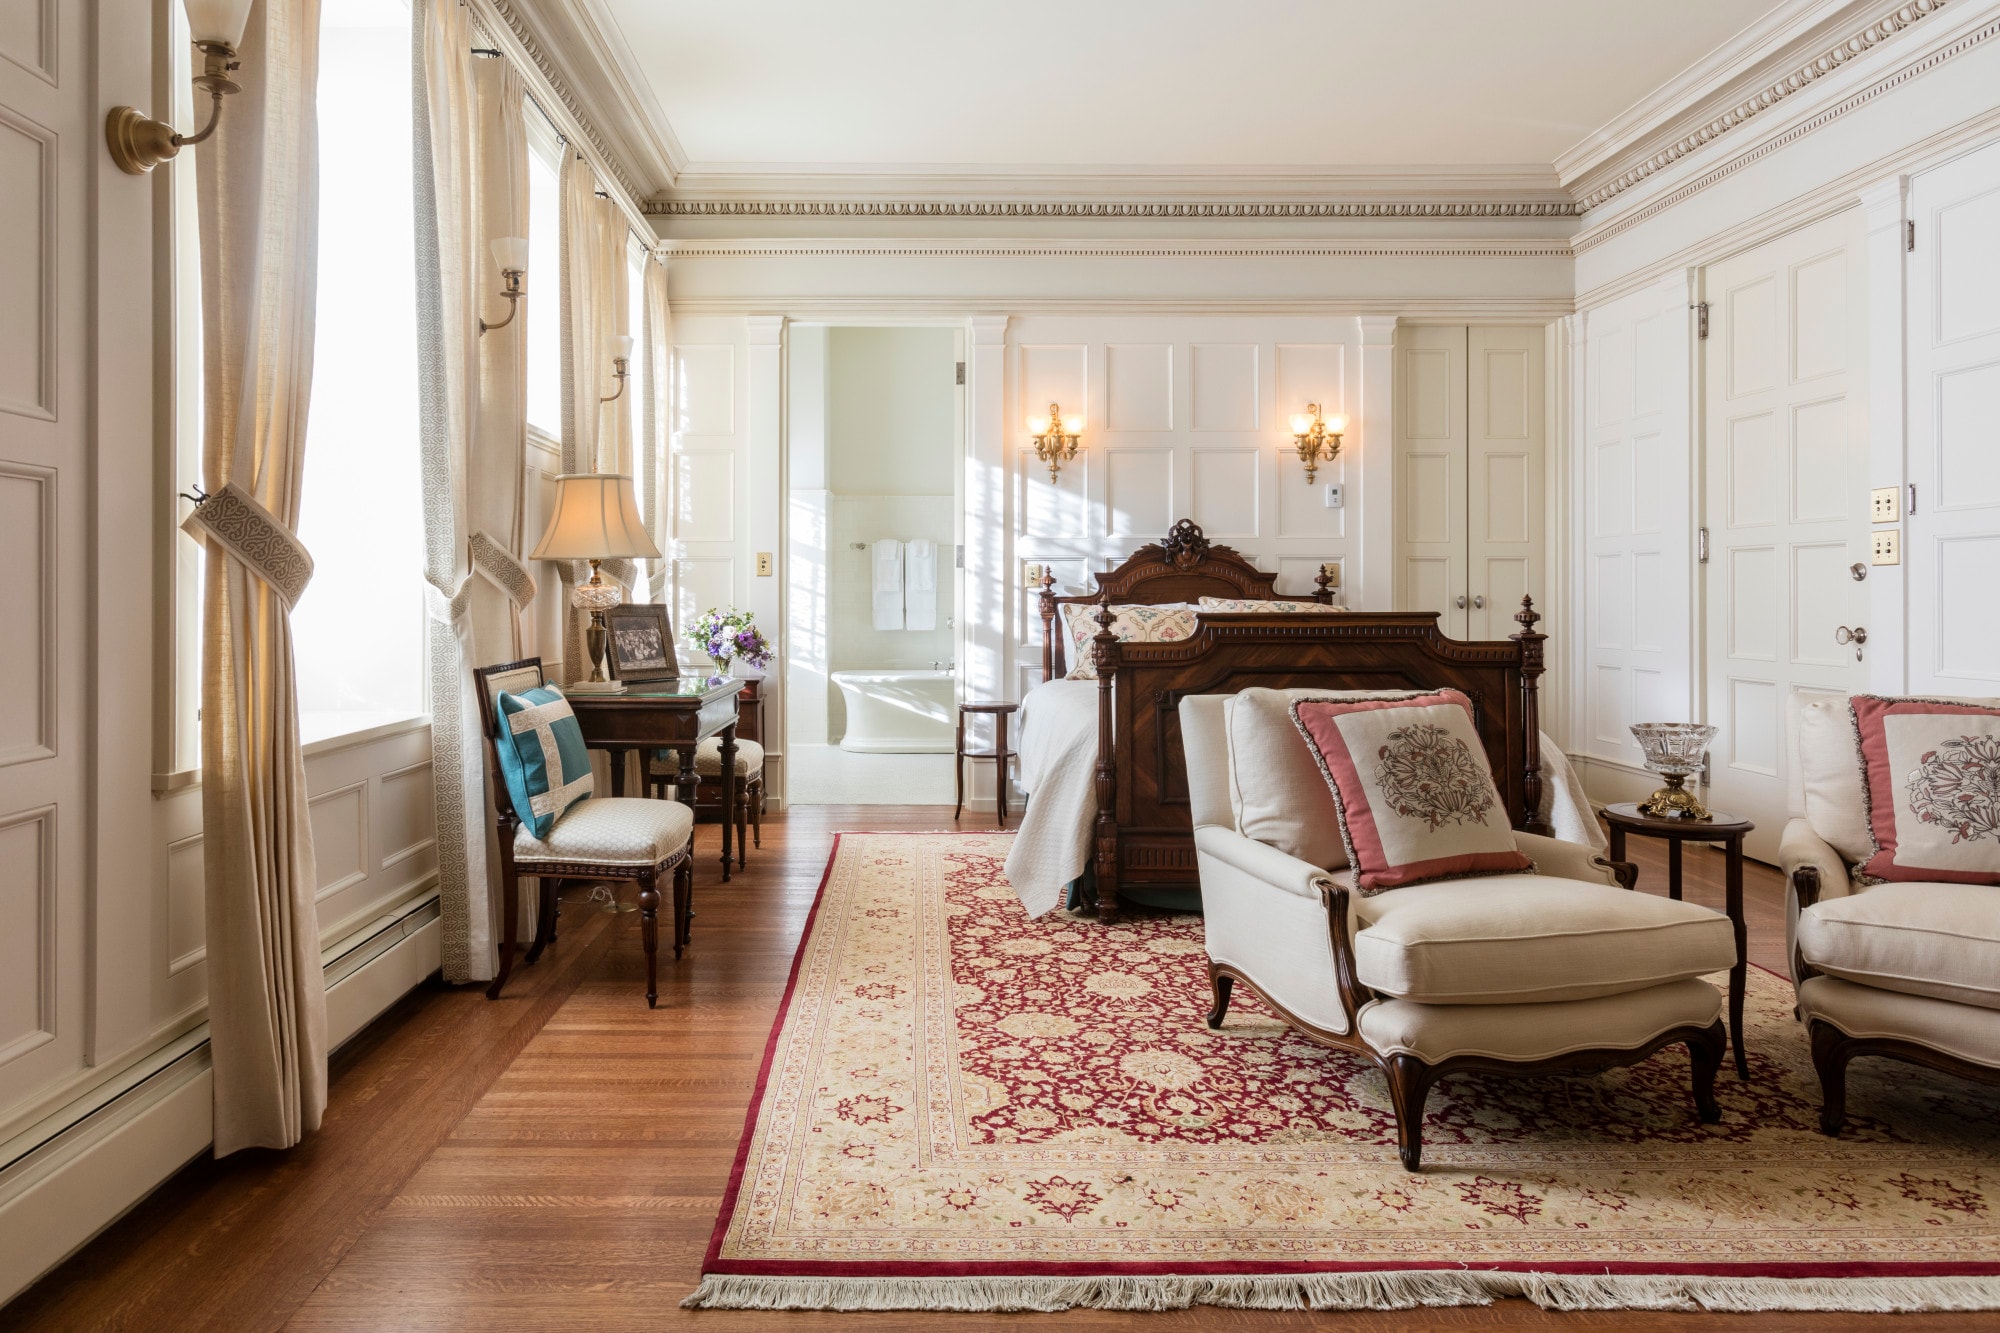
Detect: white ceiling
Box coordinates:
(598, 0, 1787, 175)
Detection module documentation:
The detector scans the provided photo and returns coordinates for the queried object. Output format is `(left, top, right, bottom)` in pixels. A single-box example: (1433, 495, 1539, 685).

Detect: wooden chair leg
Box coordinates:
(1809, 1019, 1851, 1136)
(486, 838, 522, 1000)
(751, 777, 763, 848)
(673, 852, 693, 956)
(735, 774, 749, 868)
(1688, 1020, 1726, 1124)
(638, 868, 660, 1009)
(1205, 968, 1234, 1030)
(524, 876, 555, 965)
(954, 712, 966, 820)
(1384, 1054, 1437, 1172)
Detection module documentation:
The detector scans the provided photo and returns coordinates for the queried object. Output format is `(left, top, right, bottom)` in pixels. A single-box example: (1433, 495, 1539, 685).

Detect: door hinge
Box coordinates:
(955, 361, 965, 385)
(1698, 526, 1710, 563)
(1694, 302, 1710, 339)
(1908, 483, 1918, 515)
(1906, 219, 1916, 252)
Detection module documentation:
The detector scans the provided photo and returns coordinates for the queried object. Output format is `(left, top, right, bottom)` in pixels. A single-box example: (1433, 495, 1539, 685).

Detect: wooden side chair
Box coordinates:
(955, 700, 1019, 826)
(475, 658, 696, 1007)
(647, 739, 764, 868)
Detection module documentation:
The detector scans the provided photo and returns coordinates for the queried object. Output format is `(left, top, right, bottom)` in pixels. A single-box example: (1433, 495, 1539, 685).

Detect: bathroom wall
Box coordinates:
(824, 327, 959, 739)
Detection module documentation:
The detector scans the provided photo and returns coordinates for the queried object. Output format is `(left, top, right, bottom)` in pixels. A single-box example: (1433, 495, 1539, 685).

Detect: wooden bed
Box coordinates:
(1036, 520, 1552, 922)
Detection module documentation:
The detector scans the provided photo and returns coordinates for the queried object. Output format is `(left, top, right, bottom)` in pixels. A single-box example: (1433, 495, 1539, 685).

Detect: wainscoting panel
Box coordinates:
(1188, 343, 1257, 431)
(1191, 447, 1258, 539)
(0, 459, 50, 766)
(674, 449, 736, 544)
(309, 783, 370, 905)
(1104, 343, 1171, 432)
(1102, 446, 1173, 539)
(1018, 344, 1088, 426)
(0, 804, 53, 1068)
(0, 105, 51, 420)
(673, 345, 735, 436)
(1273, 343, 1345, 425)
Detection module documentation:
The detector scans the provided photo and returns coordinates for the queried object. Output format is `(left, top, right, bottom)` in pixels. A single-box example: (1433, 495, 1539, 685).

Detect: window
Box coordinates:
(525, 108, 563, 440)
(291, 1, 425, 742)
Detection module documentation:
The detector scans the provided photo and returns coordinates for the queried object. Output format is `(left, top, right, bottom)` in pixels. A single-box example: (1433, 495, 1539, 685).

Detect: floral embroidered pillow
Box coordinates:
(1290, 689, 1532, 893)
(1196, 597, 1344, 614)
(1852, 695, 2000, 885)
(1059, 603, 1195, 680)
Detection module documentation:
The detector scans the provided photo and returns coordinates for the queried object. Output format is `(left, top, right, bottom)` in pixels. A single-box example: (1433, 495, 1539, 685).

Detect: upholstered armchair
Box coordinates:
(1181, 689, 1736, 1171)
(1783, 696, 2000, 1134)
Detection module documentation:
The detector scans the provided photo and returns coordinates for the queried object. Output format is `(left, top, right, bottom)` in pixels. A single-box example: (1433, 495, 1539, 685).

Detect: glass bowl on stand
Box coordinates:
(1629, 722, 1717, 820)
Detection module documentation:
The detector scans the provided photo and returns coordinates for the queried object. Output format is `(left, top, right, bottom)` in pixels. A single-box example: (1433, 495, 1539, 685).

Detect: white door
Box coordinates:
(1906, 141, 2000, 698)
(1395, 326, 1468, 637)
(1466, 327, 1547, 640)
(1702, 209, 1871, 859)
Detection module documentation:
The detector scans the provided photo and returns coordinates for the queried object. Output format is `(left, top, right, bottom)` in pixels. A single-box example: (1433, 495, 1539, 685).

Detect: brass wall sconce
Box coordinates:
(107, 0, 254, 174)
(600, 335, 634, 403)
(478, 237, 529, 335)
(1026, 402, 1084, 481)
(1287, 404, 1347, 484)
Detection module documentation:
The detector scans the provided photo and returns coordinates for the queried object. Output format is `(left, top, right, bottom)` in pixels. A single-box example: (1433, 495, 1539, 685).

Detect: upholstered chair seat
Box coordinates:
(1180, 690, 1732, 1172)
(648, 736, 765, 778)
(1795, 881, 2000, 1010)
(514, 797, 695, 868)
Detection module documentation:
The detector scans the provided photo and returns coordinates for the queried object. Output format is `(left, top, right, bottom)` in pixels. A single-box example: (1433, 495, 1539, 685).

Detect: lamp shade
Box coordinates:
(490, 235, 529, 273)
(529, 473, 662, 561)
(612, 334, 635, 362)
(1326, 413, 1349, 433)
(1289, 412, 1316, 435)
(184, 0, 254, 46)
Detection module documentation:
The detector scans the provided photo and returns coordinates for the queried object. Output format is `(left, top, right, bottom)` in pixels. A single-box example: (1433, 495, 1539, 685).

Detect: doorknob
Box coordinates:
(1455, 594, 1467, 609)
(1835, 625, 1868, 661)
(1472, 594, 1485, 609)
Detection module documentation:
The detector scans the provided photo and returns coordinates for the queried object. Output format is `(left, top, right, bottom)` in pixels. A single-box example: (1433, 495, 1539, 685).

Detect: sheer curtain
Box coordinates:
(413, 0, 534, 983)
(186, 0, 327, 1155)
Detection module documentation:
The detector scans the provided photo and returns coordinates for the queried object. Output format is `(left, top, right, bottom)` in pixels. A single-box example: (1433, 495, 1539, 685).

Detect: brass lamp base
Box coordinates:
(1637, 774, 1712, 821)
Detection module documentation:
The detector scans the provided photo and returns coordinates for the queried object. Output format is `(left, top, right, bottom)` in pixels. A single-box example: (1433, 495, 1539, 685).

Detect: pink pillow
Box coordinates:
(1290, 689, 1532, 894)
(1852, 695, 2000, 885)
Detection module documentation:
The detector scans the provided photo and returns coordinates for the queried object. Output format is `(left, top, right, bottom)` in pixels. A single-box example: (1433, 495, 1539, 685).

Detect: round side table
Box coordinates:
(1599, 802, 1756, 1081)
(955, 701, 1019, 827)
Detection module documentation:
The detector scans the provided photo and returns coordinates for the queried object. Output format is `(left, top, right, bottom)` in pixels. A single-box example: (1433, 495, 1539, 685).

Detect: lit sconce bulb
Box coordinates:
(1327, 413, 1348, 434)
(1026, 413, 1052, 436)
(1288, 412, 1316, 435)
(1061, 414, 1084, 435)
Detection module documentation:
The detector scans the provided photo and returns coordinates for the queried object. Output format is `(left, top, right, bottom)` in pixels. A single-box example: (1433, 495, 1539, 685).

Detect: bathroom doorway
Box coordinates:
(785, 324, 965, 804)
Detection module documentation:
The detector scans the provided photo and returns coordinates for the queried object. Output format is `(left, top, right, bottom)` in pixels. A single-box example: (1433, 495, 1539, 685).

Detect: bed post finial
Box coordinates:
(1039, 568, 1059, 682)
(1313, 563, 1334, 606)
(1091, 594, 1120, 922)
(1512, 596, 1551, 836)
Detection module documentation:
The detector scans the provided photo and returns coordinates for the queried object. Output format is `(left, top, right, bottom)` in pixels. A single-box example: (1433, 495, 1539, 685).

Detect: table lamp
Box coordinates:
(530, 473, 662, 691)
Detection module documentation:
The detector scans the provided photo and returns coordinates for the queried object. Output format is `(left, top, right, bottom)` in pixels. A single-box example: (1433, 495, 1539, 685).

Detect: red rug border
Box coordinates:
(699, 831, 2000, 1283)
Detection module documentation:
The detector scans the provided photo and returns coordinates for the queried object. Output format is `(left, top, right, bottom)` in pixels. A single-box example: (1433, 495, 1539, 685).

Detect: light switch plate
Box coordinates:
(1871, 529, 1901, 565)
(755, 551, 772, 577)
(1323, 484, 1343, 509)
(1023, 562, 1044, 588)
(1870, 487, 1900, 523)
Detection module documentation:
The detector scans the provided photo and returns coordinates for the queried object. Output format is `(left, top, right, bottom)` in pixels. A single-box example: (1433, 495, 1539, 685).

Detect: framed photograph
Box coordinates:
(604, 603, 678, 682)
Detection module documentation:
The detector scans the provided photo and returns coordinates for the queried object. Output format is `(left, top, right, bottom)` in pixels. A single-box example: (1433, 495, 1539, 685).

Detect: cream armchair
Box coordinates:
(1783, 697, 2000, 1134)
(1181, 691, 1736, 1171)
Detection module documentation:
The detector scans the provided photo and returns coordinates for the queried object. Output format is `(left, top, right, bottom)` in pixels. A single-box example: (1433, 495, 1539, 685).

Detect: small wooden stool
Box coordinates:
(955, 701, 1019, 826)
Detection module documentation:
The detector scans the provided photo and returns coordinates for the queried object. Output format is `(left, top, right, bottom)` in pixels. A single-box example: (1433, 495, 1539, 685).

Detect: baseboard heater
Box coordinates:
(0, 891, 443, 1306)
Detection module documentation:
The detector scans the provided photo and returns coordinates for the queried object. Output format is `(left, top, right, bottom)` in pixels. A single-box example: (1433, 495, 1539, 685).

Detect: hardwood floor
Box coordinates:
(5, 807, 1988, 1331)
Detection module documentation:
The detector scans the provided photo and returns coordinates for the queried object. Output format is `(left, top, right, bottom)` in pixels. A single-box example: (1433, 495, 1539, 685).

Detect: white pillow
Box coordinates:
(1795, 697, 1871, 864)
(1224, 687, 1429, 870)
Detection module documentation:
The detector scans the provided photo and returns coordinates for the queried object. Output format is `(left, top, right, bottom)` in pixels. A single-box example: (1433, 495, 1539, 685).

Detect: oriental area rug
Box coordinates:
(685, 832, 2000, 1314)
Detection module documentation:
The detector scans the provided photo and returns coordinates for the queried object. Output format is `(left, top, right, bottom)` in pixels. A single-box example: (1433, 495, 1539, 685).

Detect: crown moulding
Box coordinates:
(643, 199, 1583, 219)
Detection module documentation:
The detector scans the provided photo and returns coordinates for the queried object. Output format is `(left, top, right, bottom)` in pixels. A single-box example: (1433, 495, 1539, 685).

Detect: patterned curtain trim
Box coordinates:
(470, 528, 537, 606)
(181, 481, 315, 609)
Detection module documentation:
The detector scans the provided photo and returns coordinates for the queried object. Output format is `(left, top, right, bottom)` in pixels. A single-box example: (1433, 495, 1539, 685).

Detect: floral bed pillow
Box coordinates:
(1290, 689, 1532, 894)
(1852, 694, 2000, 885)
(1058, 603, 1195, 680)
(1195, 597, 1344, 613)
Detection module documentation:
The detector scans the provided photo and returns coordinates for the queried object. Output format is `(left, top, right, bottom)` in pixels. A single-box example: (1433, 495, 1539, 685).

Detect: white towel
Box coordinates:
(871, 538, 904, 630)
(905, 538, 937, 631)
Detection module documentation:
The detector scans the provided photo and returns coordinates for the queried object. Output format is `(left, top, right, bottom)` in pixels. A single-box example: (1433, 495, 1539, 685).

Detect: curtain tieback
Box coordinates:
(469, 530, 537, 607)
(181, 481, 314, 608)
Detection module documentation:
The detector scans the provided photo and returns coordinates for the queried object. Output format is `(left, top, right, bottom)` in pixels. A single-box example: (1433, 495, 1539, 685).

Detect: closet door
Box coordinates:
(1906, 141, 2000, 697)
(1466, 327, 1545, 640)
(1395, 326, 1468, 638)
(1701, 209, 1869, 856)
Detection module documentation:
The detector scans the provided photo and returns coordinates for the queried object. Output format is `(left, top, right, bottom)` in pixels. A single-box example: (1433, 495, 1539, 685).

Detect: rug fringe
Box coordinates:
(681, 1270, 2000, 1314)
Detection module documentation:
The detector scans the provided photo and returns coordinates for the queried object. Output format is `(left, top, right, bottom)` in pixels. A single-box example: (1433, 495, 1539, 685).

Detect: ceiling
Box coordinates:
(597, 0, 1788, 176)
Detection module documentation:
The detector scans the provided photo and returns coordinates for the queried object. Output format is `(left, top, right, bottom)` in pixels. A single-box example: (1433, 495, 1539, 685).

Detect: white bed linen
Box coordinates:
(1004, 676, 1606, 916)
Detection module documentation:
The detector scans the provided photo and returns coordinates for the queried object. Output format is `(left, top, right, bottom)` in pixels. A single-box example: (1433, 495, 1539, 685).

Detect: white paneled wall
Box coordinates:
(1005, 316, 1371, 694)
(1575, 277, 1694, 794)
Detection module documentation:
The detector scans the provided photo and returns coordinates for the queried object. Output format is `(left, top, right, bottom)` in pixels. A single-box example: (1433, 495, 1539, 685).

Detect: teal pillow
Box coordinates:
(493, 685, 593, 838)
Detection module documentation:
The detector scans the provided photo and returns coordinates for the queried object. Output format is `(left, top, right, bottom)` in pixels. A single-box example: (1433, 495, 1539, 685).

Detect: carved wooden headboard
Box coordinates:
(1038, 521, 1331, 681)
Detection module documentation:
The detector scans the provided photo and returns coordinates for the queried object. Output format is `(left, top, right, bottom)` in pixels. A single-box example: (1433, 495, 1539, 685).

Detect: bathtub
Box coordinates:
(832, 669, 956, 753)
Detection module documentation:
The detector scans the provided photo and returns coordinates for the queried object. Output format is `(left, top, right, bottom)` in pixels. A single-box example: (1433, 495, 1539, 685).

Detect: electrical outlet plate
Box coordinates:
(1870, 487, 1900, 523)
(755, 551, 772, 577)
(1023, 562, 1043, 588)
(1871, 529, 1901, 565)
